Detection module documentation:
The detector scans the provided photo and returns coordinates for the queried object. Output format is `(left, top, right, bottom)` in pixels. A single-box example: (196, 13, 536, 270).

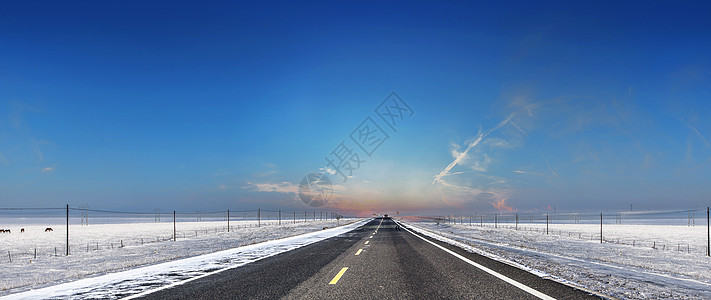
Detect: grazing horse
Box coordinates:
(4, 229, 9, 233)
(20, 228, 25, 233)
(45, 227, 53, 232)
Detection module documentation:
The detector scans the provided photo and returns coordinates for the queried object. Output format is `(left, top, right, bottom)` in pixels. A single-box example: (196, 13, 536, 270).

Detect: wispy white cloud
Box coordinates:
(512, 170, 546, 177)
(319, 167, 355, 181)
(41, 167, 55, 173)
(432, 114, 519, 209)
(254, 170, 278, 177)
(491, 198, 514, 212)
(243, 178, 356, 211)
(687, 124, 711, 151)
(243, 181, 298, 194)
(250, 163, 280, 178)
(432, 113, 514, 185)
(433, 93, 595, 210)
(539, 148, 558, 177)
(510, 120, 528, 137)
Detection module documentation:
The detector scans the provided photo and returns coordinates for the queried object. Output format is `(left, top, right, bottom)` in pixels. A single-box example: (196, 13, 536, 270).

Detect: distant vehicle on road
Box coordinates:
(384, 214, 389, 218)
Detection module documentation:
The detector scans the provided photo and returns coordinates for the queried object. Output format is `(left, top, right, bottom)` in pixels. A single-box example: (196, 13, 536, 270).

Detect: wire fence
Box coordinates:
(409, 207, 711, 257)
(0, 206, 347, 263)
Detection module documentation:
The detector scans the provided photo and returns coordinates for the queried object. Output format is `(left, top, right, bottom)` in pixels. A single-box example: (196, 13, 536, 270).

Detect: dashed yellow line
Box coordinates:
(329, 267, 349, 284)
(364, 241, 369, 245)
(355, 249, 363, 255)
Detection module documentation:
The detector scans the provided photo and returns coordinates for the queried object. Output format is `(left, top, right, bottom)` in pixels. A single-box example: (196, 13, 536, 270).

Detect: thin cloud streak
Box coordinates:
(510, 120, 528, 136)
(539, 149, 558, 177)
(512, 170, 546, 177)
(687, 124, 711, 151)
(431, 114, 519, 210)
(432, 113, 514, 185)
(244, 181, 298, 194)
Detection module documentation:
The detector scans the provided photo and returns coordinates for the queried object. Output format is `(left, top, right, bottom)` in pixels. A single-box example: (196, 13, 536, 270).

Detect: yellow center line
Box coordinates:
(329, 267, 349, 285)
(376, 218, 383, 230)
(355, 249, 363, 255)
(368, 218, 382, 240)
(365, 241, 369, 245)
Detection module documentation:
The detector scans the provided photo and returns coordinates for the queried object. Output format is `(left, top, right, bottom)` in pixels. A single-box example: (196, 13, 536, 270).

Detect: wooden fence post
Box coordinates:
(66, 204, 69, 256)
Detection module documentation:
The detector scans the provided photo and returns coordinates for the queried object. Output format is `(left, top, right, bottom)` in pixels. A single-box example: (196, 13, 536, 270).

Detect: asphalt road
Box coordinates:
(139, 218, 601, 299)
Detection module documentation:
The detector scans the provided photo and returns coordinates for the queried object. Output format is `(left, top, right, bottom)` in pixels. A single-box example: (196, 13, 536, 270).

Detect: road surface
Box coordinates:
(139, 217, 600, 299)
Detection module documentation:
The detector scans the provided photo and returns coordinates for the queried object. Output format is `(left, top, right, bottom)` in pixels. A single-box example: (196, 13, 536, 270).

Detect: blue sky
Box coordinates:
(1, 1, 710, 215)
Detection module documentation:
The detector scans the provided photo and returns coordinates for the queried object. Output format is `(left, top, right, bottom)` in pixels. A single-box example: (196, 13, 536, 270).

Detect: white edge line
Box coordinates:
(122, 219, 371, 299)
(411, 221, 711, 296)
(396, 220, 555, 300)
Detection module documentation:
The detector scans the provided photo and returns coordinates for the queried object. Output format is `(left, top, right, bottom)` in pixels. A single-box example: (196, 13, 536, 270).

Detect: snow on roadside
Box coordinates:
(401, 220, 711, 299)
(0, 218, 366, 298)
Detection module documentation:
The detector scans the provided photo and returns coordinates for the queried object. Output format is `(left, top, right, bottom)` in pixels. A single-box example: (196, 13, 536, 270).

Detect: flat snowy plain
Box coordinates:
(3, 215, 710, 299)
(0, 217, 363, 298)
(402, 219, 711, 299)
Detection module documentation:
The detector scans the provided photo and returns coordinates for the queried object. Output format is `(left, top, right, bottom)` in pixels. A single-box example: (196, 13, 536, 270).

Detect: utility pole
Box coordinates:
(66, 204, 69, 256)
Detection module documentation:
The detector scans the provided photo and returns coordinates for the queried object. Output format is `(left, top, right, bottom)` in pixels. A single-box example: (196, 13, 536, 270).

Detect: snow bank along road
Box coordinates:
(1, 219, 369, 299)
(136, 217, 599, 299)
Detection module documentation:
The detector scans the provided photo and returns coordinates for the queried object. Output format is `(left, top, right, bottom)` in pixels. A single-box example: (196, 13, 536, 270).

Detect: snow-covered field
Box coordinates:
(401, 219, 711, 299)
(5, 215, 708, 299)
(0, 217, 360, 297)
